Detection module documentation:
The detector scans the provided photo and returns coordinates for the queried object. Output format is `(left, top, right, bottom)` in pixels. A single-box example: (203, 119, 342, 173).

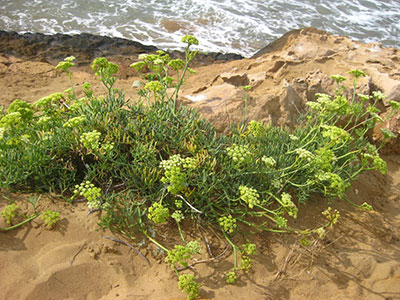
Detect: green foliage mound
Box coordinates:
(0, 36, 398, 299)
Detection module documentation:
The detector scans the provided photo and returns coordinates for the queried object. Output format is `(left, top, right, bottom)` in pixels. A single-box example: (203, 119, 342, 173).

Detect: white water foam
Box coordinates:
(0, 0, 399, 57)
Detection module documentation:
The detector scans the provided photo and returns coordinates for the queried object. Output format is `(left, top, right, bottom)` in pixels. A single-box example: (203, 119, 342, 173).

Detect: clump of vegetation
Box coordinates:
(0, 195, 42, 232)
(1, 203, 19, 225)
(40, 209, 61, 229)
(0, 35, 398, 299)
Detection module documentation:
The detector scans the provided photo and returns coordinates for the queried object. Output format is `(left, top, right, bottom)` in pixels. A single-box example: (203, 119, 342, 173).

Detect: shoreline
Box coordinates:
(2, 27, 398, 66)
(0, 30, 244, 67)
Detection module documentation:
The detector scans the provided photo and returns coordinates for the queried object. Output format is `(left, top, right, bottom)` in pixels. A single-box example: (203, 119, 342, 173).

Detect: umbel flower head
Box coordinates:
(181, 35, 199, 46)
(239, 185, 260, 209)
(91, 57, 119, 78)
(56, 56, 75, 73)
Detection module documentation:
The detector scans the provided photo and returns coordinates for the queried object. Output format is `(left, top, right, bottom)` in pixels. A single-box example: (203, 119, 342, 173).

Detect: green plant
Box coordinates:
(72, 181, 103, 209)
(56, 56, 76, 98)
(130, 35, 198, 108)
(0, 198, 40, 232)
(166, 240, 201, 271)
(148, 202, 170, 224)
(0, 34, 398, 299)
(1, 203, 19, 225)
(178, 274, 200, 300)
(40, 209, 61, 229)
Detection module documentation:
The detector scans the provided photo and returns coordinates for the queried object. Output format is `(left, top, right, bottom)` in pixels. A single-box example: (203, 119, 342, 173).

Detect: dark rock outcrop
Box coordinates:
(0, 30, 243, 66)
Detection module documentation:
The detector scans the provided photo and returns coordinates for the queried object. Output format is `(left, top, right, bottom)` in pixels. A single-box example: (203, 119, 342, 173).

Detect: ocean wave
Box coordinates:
(0, 0, 399, 57)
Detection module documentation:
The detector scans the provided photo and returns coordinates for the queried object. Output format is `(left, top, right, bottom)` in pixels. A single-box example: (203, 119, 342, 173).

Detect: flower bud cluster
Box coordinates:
(56, 56, 75, 73)
(241, 255, 252, 273)
(73, 181, 102, 209)
(178, 274, 200, 300)
(40, 209, 61, 228)
(37, 116, 52, 126)
(262, 156, 276, 168)
(160, 157, 185, 194)
(306, 101, 322, 111)
(280, 192, 298, 219)
(0, 112, 22, 128)
(63, 115, 86, 128)
(91, 57, 118, 78)
(315, 172, 348, 197)
(226, 144, 252, 168)
(1, 203, 19, 224)
(160, 155, 196, 194)
(172, 210, 184, 223)
(168, 59, 185, 71)
(361, 202, 373, 211)
(361, 153, 387, 175)
(313, 148, 336, 171)
(7, 99, 33, 123)
(144, 81, 164, 93)
(225, 271, 237, 284)
(274, 215, 288, 228)
(321, 125, 352, 144)
(80, 130, 101, 152)
(100, 141, 114, 155)
(242, 243, 257, 255)
(247, 120, 264, 137)
(175, 199, 183, 209)
(218, 215, 237, 234)
(148, 202, 169, 224)
(314, 227, 326, 239)
(322, 207, 340, 228)
(182, 157, 196, 169)
(82, 82, 93, 98)
(295, 148, 314, 161)
(239, 185, 260, 209)
(34, 93, 64, 111)
(181, 35, 199, 46)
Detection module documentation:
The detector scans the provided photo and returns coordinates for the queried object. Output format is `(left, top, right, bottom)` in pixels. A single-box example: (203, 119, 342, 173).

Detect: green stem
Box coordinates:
(172, 45, 191, 109)
(0, 213, 40, 232)
(142, 230, 169, 252)
(253, 203, 279, 215)
(223, 232, 238, 269)
(68, 72, 76, 99)
(336, 149, 362, 160)
(176, 221, 186, 243)
(237, 218, 290, 233)
(243, 93, 248, 122)
(352, 79, 357, 105)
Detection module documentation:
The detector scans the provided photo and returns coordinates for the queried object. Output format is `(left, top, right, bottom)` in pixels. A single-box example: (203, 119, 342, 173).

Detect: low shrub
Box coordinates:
(0, 35, 398, 299)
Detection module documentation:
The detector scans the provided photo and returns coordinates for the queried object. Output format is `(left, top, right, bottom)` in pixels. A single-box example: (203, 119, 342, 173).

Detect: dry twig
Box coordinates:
(177, 245, 230, 271)
(70, 242, 86, 265)
(104, 235, 150, 265)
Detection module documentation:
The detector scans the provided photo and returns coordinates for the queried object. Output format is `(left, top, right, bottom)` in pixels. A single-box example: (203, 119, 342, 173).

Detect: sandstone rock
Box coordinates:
(183, 83, 246, 131)
(220, 72, 250, 86)
(0, 63, 7, 74)
(366, 68, 400, 105)
(305, 69, 335, 101)
(247, 72, 267, 88)
(8, 61, 54, 75)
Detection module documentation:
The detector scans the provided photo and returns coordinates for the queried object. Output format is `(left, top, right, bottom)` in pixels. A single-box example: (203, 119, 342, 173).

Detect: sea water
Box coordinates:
(0, 0, 399, 57)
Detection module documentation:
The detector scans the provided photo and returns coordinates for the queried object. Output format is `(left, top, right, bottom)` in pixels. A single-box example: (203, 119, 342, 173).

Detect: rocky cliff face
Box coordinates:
(0, 30, 243, 66)
(1, 27, 399, 151)
(180, 28, 400, 151)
